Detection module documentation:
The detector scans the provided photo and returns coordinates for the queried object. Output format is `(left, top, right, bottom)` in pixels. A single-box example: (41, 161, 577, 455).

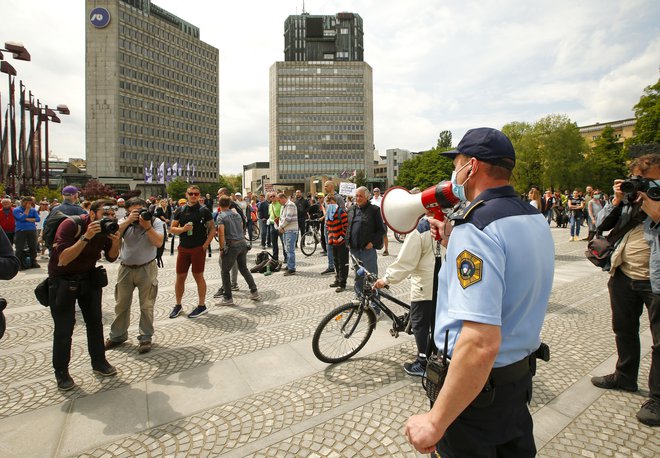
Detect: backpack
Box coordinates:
(42, 211, 83, 249)
(156, 224, 167, 268)
(250, 250, 282, 273)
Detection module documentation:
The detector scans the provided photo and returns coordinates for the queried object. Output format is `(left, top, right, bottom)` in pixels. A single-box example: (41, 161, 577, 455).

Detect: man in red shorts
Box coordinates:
(169, 185, 215, 318)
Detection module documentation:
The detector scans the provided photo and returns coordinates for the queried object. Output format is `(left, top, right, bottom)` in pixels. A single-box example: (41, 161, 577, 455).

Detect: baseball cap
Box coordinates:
(178, 198, 186, 205)
(441, 127, 515, 169)
(117, 198, 125, 203)
(373, 188, 380, 192)
(62, 186, 79, 196)
(235, 192, 242, 196)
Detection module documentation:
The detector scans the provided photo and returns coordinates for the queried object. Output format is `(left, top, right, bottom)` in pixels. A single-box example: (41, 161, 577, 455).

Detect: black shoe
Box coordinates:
(231, 284, 239, 291)
(321, 268, 334, 275)
(637, 399, 660, 426)
(31, 262, 41, 269)
(590, 373, 638, 392)
(283, 269, 296, 276)
(169, 304, 183, 318)
(329, 281, 340, 287)
(403, 361, 426, 377)
(55, 370, 75, 391)
(93, 363, 118, 377)
(335, 286, 346, 293)
(213, 288, 224, 298)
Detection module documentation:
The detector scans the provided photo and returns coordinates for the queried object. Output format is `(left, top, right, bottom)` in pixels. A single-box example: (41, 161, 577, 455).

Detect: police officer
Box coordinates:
(405, 128, 554, 456)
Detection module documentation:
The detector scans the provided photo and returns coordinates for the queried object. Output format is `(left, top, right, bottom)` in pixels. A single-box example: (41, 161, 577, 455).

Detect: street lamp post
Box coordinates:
(0, 42, 30, 195)
(24, 99, 69, 188)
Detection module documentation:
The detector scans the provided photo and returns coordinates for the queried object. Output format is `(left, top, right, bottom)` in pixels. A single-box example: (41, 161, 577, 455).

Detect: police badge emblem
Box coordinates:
(456, 250, 483, 289)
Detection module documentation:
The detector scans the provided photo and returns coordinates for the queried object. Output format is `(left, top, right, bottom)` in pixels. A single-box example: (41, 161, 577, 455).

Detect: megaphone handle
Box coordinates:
(431, 210, 444, 241)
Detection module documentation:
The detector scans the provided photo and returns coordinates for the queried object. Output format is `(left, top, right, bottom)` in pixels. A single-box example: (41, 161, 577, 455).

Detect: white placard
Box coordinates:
(339, 182, 356, 196)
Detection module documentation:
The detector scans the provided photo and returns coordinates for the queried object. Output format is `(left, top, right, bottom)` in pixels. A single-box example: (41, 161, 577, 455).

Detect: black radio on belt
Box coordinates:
(422, 330, 450, 403)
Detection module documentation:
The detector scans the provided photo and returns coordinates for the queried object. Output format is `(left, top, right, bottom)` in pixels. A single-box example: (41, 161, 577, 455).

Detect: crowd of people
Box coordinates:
(0, 132, 658, 455)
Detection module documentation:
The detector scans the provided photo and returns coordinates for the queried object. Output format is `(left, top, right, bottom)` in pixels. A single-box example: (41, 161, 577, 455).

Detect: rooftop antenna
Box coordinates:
(302, 0, 306, 14)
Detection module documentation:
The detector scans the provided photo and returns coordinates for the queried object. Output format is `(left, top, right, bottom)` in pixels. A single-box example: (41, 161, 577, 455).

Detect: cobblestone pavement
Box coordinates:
(0, 229, 657, 457)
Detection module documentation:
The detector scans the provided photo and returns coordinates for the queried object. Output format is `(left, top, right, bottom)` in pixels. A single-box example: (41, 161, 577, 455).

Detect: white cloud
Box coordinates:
(1, 0, 658, 174)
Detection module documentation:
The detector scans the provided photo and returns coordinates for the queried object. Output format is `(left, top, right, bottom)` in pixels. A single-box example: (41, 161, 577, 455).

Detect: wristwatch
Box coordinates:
(80, 236, 90, 243)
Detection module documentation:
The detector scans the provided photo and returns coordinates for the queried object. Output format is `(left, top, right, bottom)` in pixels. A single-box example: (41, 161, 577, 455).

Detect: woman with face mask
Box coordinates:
(587, 190, 605, 241)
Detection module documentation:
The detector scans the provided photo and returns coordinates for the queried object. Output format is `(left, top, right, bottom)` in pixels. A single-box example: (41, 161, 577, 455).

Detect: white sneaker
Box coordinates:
(217, 297, 234, 306)
(249, 291, 262, 301)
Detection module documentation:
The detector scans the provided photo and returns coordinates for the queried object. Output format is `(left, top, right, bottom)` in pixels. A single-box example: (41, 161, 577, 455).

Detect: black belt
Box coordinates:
(121, 258, 156, 269)
(226, 239, 245, 244)
(490, 355, 532, 386)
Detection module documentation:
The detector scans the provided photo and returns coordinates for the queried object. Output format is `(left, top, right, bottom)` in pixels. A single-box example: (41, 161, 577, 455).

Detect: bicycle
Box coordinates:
(301, 218, 323, 256)
(312, 254, 412, 363)
(394, 231, 406, 243)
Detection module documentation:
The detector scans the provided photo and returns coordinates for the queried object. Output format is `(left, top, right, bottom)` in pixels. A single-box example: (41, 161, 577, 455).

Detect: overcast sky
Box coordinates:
(2, 0, 659, 174)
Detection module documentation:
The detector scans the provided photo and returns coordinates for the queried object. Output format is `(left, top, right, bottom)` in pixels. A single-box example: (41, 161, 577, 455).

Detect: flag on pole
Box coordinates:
(166, 161, 172, 182)
(143, 161, 148, 183)
(157, 162, 165, 184)
(177, 160, 183, 178)
(147, 161, 154, 183)
(351, 169, 357, 177)
(191, 162, 196, 184)
(185, 161, 190, 183)
(171, 160, 178, 179)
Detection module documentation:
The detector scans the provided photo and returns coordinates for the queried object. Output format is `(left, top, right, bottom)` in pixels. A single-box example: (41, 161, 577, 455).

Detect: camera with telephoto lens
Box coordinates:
(620, 176, 660, 201)
(134, 209, 153, 224)
(98, 218, 119, 235)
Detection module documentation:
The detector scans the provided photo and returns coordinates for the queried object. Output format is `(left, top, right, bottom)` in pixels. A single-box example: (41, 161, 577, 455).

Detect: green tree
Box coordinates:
(166, 178, 189, 200)
(586, 125, 627, 190)
(350, 170, 368, 187)
(396, 130, 455, 190)
(629, 78, 660, 145)
(502, 121, 541, 194)
(437, 130, 452, 149)
(31, 186, 61, 202)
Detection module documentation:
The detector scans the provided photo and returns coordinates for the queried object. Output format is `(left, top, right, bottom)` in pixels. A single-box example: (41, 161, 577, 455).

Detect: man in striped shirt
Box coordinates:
(325, 195, 349, 292)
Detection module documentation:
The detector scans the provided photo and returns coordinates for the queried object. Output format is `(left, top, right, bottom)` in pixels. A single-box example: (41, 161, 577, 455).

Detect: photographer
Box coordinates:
(105, 198, 164, 354)
(591, 153, 660, 427)
(48, 199, 121, 391)
(0, 226, 20, 340)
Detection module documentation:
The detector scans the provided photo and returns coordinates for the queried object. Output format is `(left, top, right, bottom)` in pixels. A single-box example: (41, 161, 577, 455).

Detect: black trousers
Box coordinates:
(49, 274, 107, 372)
(410, 300, 433, 362)
(14, 230, 37, 267)
(331, 243, 349, 286)
(436, 373, 536, 457)
(609, 269, 660, 400)
(320, 221, 327, 252)
(270, 228, 286, 261)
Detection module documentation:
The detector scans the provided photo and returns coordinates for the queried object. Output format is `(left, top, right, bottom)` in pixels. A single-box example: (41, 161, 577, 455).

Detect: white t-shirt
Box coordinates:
(529, 200, 539, 209)
(370, 195, 382, 208)
(37, 210, 49, 230)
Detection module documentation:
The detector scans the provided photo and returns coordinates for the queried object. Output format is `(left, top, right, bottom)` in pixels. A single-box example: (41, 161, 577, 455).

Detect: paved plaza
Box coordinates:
(0, 229, 657, 457)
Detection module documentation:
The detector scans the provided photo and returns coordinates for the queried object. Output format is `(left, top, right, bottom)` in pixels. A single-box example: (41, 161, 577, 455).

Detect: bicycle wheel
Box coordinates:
(301, 231, 317, 256)
(244, 224, 260, 241)
(312, 302, 376, 363)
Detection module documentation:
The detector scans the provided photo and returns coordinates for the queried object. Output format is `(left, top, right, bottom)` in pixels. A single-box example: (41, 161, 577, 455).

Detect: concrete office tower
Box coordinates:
(270, 12, 374, 189)
(86, 0, 219, 194)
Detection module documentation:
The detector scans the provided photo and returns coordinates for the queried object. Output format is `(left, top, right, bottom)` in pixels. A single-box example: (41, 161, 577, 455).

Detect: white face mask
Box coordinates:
(450, 161, 472, 202)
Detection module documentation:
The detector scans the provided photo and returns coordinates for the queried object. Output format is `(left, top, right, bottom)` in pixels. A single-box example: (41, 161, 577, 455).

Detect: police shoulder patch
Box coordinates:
(456, 250, 483, 289)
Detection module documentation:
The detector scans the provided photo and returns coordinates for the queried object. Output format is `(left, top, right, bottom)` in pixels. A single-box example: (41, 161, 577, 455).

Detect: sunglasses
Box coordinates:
(102, 212, 116, 217)
(187, 192, 200, 196)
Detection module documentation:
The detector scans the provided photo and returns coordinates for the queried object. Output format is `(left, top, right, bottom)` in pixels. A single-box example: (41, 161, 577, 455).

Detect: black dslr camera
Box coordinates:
(621, 176, 660, 201)
(98, 218, 119, 235)
(138, 209, 153, 221)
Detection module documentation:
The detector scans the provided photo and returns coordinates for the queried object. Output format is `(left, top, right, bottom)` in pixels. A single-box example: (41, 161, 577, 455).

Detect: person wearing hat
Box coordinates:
(51, 186, 87, 217)
(115, 198, 127, 220)
(405, 127, 554, 456)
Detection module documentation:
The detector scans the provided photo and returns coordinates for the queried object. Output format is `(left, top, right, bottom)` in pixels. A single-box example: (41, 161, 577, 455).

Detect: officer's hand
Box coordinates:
(639, 192, 660, 224)
(85, 221, 102, 238)
(365, 242, 373, 250)
(373, 278, 386, 289)
(612, 179, 625, 206)
(404, 413, 443, 454)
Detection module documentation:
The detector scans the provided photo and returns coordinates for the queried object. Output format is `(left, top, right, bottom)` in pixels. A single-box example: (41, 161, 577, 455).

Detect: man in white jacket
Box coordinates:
(374, 217, 437, 376)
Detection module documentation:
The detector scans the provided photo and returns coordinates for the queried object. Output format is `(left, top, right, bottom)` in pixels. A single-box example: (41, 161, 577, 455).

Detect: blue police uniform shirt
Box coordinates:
(434, 185, 554, 368)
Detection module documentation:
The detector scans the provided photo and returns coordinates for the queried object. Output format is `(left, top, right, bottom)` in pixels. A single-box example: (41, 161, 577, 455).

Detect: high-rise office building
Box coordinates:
(86, 0, 219, 193)
(270, 12, 373, 190)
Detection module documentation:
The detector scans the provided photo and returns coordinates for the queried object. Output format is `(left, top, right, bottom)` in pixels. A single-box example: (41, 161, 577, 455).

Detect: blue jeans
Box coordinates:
(324, 224, 334, 268)
(545, 210, 553, 225)
(260, 219, 270, 247)
(350, 247, 378, 295)
(283, 230, 297, 272)
(570, 213, 582, 237)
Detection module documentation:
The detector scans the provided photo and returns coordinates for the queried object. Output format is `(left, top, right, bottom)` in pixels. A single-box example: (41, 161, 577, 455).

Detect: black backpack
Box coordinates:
(156, 224, 167, 268)
(42, 211, 83, 249)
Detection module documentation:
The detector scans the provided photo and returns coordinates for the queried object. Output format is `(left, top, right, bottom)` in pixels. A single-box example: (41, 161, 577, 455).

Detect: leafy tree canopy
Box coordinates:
(629, 78, 660, 145)
(81, 179, 116, 201)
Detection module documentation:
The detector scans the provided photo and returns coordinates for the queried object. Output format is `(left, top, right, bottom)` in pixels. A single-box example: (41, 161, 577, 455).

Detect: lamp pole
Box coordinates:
(0, 42, 30, 195)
